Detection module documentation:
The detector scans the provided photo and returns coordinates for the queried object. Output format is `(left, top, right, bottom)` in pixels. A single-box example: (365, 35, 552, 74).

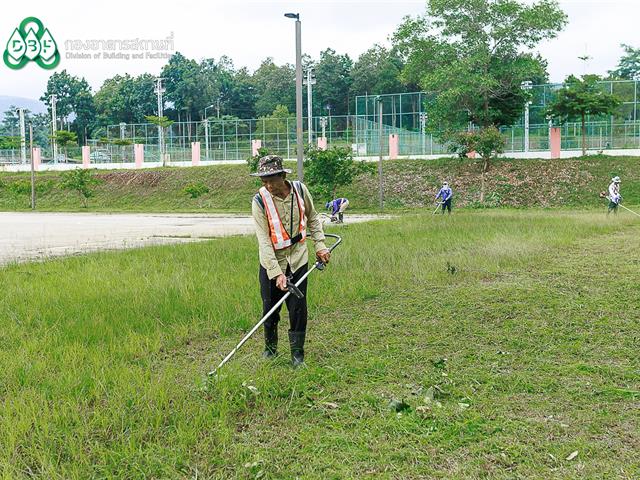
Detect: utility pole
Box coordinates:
(29, 123, 35, 210)
(521, 80, 533, 153)
(320, 116, 327, 139)
(50, 94, 57, 163)
(304, 68, 316, 144)
(154, 77, 166, 165)
(377, 96, 384, 210)
(420, 112, 427, 155)
(204, 103, 215, 161)
(285, 12, 304, 180)
(204, 120, 210, 160)
(17, 107, 26, 163)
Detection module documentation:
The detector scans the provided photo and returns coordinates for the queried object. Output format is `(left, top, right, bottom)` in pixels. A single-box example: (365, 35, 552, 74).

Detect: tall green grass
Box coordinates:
(0, 210, 638, 478)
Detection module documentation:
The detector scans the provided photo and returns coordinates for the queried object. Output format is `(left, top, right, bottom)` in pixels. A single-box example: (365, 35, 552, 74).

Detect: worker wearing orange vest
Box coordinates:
(251, 155, 330, 367)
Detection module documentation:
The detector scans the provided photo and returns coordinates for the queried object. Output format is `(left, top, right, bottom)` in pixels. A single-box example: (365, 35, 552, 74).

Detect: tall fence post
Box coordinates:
(389, 134, 399, 159)
(191, 141, 201, 166)
(251, 139, 262, 156)
(134, 144, 144, 168)
(32, 147, 41, 171)
(550, 127, 561, 159)
(82, 146, 90, 168)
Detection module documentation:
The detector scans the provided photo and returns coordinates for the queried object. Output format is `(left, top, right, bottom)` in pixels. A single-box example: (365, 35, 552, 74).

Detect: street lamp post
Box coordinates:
(304, 67, 316, 144)
(154, 77, 166, 165)
(50, 94, 57, 163)
(285, 12, 304, 180)
(204, 104, 215, 160)
(17, 107, 26, 164)
(419, 112, 427, 155)
(521, 80, 533, 153)
(377, 96, 384, 210)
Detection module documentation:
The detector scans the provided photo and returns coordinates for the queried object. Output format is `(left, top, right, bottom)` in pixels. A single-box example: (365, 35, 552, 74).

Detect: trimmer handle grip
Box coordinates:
(314, 233, 342, 271)
(286, 278, 305, 299)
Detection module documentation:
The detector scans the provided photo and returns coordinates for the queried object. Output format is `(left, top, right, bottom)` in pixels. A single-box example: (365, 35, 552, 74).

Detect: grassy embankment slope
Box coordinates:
(0, 155, 638, 212)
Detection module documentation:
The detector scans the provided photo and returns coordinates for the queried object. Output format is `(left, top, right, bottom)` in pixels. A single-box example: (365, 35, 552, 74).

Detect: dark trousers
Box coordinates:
(441, 198, 452, 214)
(259, 264, 308, 333)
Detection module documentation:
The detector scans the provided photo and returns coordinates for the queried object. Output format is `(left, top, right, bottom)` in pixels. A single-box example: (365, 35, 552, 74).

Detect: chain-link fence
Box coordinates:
(3, 80, 640, 166)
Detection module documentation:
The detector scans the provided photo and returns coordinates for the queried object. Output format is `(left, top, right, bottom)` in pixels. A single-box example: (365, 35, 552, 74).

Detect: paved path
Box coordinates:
(0, 212, 381, 265)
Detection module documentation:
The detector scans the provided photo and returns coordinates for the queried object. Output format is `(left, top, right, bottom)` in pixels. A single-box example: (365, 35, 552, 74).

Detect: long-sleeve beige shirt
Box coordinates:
(252, 181, 327, 279)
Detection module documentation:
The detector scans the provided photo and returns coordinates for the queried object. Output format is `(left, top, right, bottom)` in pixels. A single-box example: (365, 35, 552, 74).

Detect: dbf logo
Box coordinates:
(3, 17, 60, 70)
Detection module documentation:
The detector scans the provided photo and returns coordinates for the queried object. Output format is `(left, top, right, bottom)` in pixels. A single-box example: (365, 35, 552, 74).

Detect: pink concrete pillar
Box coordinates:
(134, 144, 144, 168)
(317, 137, 327, 150)
(82, 146, 90, 168)
(389, 134, 399, 159)
(550, 127, 561, 159)
(191, 142, 201, 166)
(251, 139, 262, 156)
(32, 147, 41, 171)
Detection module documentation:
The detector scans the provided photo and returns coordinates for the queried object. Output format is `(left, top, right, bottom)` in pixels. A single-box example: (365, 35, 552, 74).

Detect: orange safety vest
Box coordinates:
(259, 181, 306, 250)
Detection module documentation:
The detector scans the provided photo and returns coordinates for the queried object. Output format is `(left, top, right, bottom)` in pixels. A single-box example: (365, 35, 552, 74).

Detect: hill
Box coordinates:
(0, 156, 638, 212)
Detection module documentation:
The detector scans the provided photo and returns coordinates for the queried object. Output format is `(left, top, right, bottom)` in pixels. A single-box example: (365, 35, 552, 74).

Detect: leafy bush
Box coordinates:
(0, 136, 21, 149)
(247, 147, 271, 174)
(7, 179, 53, 196)
(448, 131, 477, 158)
(304, 146, 374, 201)
(448, 127, 506, 203)
(183, 183, 210, 199)
(59, 169, 103, 208)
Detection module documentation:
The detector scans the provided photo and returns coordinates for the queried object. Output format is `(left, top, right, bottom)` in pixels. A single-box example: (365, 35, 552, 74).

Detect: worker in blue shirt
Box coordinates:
(325, 198, 349, 223)
(435, 182, 453, 214)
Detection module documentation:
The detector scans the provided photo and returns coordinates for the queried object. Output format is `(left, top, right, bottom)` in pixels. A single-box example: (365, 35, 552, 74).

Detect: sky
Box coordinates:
(0, 0, 638, 103)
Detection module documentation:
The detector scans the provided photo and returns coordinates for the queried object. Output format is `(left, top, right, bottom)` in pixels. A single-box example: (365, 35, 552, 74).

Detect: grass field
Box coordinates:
(1, 210, 639, 478)
(1, 155, 639, 213)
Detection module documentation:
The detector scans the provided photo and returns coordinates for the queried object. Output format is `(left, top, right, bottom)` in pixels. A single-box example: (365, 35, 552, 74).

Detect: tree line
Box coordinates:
(1, 0, 639, 149)
(29, 44, 414, 145)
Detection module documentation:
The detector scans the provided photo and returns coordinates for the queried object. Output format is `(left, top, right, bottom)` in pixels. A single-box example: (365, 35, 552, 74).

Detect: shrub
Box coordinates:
(247, 147, 271, 174)
(60, 169, 103, 208)
(184, 183, 210, 199)
(304, 146, 374, 201)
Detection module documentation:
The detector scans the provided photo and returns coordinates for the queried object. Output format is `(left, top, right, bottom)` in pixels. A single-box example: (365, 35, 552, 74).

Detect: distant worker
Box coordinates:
(435, 181, 453, 214)
(326, 198, 349, 223)
(607, 176, 622, 215)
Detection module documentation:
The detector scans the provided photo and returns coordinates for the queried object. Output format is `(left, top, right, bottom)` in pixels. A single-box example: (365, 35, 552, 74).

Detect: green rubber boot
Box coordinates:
(288, 331, 306, 368)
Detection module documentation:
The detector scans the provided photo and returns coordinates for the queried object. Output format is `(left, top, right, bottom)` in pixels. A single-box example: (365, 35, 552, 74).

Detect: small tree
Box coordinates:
(183, 182, 209, 199)
(450, 126, 505, 202)
(52, 130, 78, 161)
(60, 169, 103, 208)
(0, 136, 21, 149)
(247, 147, 271, 174)
(145, 115, 174, 166)
(304, 146, 374, 201)
(546, 75, 621, 156)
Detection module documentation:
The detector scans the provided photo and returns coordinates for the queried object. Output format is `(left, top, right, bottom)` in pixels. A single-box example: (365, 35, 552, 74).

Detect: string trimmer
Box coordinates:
(208, 233, 342, 377)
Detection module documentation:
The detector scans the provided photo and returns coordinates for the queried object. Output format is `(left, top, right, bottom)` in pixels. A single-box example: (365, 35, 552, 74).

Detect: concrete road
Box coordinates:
(0, 212, 380, 265)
